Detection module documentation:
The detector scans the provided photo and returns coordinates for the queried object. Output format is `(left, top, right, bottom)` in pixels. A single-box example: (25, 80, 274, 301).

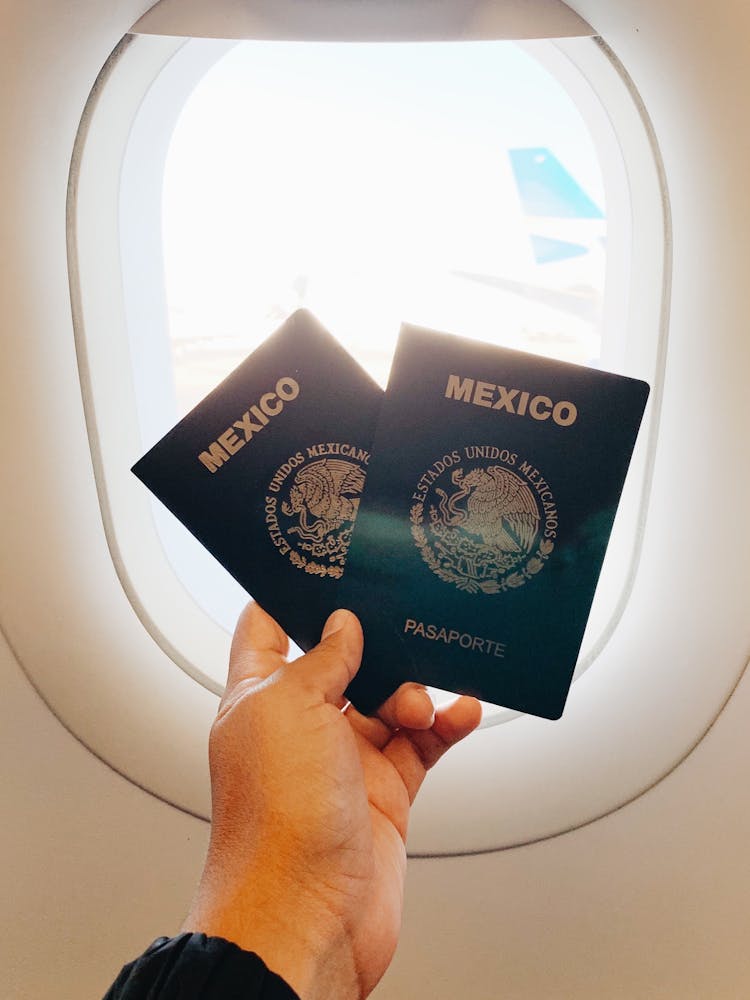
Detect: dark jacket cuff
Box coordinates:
(103, 932, 300, 999)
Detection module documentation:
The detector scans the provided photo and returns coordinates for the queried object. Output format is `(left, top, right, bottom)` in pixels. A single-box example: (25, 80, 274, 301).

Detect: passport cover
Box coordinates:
(342, 324, 650, 720)
(132, 310, 382, 652)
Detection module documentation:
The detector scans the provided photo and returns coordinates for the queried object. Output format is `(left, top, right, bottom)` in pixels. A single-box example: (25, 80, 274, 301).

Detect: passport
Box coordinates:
(132, 310, 382, 652)
(341, 324, 650, 720)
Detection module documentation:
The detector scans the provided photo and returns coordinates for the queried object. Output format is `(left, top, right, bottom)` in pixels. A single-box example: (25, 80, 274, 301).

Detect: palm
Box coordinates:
(322, 695, 478, 996)
(349, 734, 411, 993)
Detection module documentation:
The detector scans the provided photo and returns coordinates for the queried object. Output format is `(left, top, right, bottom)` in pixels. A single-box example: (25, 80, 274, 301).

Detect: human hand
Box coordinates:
(183, 603, 481, 1000)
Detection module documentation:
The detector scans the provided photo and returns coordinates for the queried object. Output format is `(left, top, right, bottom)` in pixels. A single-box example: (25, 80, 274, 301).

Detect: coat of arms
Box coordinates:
(269, 453, 367, 577)
(411, 461, 555, 594)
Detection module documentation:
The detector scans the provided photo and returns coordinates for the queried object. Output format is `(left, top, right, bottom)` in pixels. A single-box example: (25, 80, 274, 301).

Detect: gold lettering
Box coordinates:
(250, 404, 270, 426)
(218, 429, 245, 456)
(198, 442, 230, 473)
(276, 377, 300, 402)
(235, 412, 263, 440)
(444, 373, 577, 428)
(260, 393, 283, 417)
(197, 375, 300, 472)
(492, 385, 519, 413)
(553, 400, 578, 426)
(473, 381, 495, 408)
(445, 374, 474, 402)
(529, 395, 553, 421)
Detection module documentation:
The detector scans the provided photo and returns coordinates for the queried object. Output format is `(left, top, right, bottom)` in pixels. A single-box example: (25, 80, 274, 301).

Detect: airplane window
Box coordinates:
(67, 23, 671, 837)
(72, 30, 664, 727)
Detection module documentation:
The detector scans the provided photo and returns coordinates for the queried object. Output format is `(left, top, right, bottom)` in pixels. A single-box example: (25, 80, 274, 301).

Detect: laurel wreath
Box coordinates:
(288, 549, 344, 578)
(410, 502, 554, 595)
(295, 525, 353, 566)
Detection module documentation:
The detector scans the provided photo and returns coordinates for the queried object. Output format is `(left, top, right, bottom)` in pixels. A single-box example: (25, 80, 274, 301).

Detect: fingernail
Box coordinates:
(321, 608, 351, 640)
(420, 688, 436, 712)
(417, 688, 436, 725)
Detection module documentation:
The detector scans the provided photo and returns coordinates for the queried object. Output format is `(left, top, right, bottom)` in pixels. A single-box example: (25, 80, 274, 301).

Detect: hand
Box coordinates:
(183, 603, 481, 999)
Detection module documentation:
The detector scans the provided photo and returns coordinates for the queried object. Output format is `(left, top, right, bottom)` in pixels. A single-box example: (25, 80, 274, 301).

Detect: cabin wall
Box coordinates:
(0, 633, 204, 999)
(3, 594, 750, 998)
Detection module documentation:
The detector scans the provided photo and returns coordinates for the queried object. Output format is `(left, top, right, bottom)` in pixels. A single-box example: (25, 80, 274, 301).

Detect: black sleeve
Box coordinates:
(103, 933, 301, 1000)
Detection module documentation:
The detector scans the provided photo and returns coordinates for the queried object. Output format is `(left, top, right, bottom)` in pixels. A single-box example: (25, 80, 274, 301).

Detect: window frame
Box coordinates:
(69, 30, 669, 720)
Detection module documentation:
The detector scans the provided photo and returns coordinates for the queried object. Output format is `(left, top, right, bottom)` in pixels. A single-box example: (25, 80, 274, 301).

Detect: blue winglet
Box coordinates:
(510, 147, 604, 219)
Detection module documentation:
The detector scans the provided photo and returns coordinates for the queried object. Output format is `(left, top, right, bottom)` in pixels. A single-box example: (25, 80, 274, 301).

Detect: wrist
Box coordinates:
(182, 868, 360, 1000)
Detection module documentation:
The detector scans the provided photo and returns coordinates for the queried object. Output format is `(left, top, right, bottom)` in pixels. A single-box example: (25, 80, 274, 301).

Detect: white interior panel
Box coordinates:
(0, 631, 207, 1000)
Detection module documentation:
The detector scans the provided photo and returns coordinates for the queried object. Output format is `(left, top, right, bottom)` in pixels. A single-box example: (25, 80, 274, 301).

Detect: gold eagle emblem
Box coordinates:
(282, 458, 365, 542)
(411, 460, 554, 595)
(268, 450, 368, 578)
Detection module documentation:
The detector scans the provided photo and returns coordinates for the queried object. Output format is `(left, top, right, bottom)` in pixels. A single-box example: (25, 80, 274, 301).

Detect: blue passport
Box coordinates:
(341, 324, 650, 720)
(132, 310, 382, 652)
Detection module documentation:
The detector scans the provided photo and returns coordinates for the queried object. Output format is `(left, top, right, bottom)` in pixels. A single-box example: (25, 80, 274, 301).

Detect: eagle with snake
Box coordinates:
(282, 458, 365, 543)
(436, 465, 540, 559)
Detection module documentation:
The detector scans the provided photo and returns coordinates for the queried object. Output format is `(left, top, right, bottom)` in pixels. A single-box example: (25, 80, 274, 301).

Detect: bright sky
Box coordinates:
(162, 40, 606, 402)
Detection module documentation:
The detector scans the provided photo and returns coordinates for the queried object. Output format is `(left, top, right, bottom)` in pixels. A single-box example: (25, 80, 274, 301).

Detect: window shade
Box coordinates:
(132, 0, 594, 42)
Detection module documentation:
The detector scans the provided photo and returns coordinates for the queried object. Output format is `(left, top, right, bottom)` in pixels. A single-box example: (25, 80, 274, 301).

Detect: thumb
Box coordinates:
(292, 609, 363, 704)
